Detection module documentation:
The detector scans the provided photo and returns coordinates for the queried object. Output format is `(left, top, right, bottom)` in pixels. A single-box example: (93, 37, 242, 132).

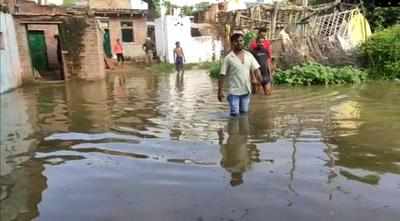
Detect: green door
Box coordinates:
(103, 29, 112, 58)
(28, 31, 49, 72)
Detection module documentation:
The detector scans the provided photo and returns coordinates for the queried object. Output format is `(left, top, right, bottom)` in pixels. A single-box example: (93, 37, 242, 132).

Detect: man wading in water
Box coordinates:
(218, 32, 261, 117)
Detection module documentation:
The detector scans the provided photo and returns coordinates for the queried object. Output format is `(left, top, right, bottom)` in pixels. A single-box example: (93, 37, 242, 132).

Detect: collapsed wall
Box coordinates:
(217, 2, 371, 68)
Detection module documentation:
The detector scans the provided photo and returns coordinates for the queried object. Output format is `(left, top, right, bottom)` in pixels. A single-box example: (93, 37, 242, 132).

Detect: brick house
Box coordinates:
(13, 0, 105, 81)
(90, 0, 148, 59)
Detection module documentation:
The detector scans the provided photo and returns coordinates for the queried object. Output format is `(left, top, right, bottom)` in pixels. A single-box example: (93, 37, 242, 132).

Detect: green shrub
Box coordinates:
(364, 6, 400, 32)
(274, 63, 367, 85)
(244, 31, 257, 48)
(358, 25, 400, 79)
(209, 62, 221, 79)
(208, 61, 367, 85)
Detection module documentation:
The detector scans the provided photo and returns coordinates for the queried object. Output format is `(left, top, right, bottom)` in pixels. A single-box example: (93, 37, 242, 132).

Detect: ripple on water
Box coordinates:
(2, 72, 400, 221)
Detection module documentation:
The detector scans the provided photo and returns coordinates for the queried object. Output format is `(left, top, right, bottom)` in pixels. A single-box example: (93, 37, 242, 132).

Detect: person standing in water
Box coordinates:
(113, 38, 124, 65)
(173, 41, 185, 74)
(251, 37, 272, 95)
(218, 32, 261, 117)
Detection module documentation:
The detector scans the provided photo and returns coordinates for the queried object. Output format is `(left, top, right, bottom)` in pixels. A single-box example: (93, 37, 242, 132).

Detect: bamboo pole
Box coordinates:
(270, 1, 279, 39)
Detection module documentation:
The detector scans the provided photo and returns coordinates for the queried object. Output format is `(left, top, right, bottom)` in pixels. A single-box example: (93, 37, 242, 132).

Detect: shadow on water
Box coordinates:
(1, 71, 400, 220)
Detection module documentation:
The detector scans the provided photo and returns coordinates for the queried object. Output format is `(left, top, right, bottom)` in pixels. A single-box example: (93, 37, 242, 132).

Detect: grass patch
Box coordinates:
(147, 61, 221, 74)
(147, 63, 175, 74)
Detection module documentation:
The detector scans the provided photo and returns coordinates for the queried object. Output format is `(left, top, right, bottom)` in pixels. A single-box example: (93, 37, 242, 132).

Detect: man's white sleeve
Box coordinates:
(220, 57, 229, 76)
(250, 54, 260, 71)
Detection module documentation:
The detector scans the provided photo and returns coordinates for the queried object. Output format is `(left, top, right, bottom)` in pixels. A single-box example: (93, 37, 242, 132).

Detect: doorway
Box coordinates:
(28, 31, 48, 72)
(27, 24, 65, 81)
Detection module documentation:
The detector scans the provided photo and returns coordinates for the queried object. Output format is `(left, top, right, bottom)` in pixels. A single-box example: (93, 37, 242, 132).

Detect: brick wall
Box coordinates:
(108, 16, 146, 58)
(14, 21, 34, 82)
(17, 1, 66, 14)
(78, 17, 105, 80)
(3, 0, 17, 13)
(16, 16, 105, 82)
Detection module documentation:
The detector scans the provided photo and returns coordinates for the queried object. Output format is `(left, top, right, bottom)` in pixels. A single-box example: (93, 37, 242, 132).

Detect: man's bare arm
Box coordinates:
(218, 76, 225, 102)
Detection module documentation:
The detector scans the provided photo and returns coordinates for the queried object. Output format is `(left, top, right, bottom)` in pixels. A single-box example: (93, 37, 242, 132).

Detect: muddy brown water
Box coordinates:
(1, 70, 400, 221)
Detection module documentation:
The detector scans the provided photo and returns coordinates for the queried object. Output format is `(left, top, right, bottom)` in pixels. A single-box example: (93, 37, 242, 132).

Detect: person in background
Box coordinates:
(113, 38, 124, 65)
(250, 37, 272, 95)
(143, 37, 154, 64)
(173, 41, 185, 74)
(249, 27, 272, 64)
(54, 35, 64, 80)
(218, 32, 261, 117)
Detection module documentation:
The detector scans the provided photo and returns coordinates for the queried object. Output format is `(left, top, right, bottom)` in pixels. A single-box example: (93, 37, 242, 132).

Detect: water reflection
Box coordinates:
(0, 90, 46, 221)
(219, 116, 261, 186)
(175, 72, 184, 92)
(111, 73, 128, 98)
(65, 80, 112, 132)
(0, 73, 400, 220)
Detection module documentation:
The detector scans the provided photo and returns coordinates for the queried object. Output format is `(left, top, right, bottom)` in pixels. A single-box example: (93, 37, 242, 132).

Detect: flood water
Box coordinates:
(1, 70, 400, 221)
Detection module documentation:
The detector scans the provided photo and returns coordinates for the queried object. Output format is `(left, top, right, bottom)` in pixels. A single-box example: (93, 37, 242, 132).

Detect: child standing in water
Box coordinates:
(173, 41, 185, 74)
(113, 38, 124, 65)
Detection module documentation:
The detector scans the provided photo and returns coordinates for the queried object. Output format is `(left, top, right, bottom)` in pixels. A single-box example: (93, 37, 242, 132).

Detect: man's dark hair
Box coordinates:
(258, 27, 267, 33)
(256, 36, 264, 41)
(230, 33, 243, 42)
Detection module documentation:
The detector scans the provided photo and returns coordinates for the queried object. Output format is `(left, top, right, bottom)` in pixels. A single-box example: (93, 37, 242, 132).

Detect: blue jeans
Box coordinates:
(227, 94, 250, 116)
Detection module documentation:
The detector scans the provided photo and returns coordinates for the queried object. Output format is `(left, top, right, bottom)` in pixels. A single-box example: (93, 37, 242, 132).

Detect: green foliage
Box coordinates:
(148, 61, 221, 74)
(182, 6, 193, 16)
(358, 25, 400, 80)
(148, 62, 175, 73)
(196, 61, 218, 69)
(193, 2, 211, 12)
(63, 0, 76, 6)
(208, 62, 222, 79)
(244, 31, 257, 48)
(363, 5, 400, 31)
(274, 63, 368, 85)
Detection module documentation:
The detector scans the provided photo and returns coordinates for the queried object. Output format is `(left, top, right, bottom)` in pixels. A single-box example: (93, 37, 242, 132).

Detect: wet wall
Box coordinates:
(0, 12, 22, 94)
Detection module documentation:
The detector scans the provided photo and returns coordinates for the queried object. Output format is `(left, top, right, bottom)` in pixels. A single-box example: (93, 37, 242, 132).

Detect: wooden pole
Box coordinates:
(270, 1, 279, 39)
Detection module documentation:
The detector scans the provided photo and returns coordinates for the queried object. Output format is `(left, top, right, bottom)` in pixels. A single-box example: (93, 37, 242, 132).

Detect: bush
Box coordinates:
(358, 25, 400, 80)
(364, 6, 400, 32)
(244, 31, 257, 48)
(209, 62, 221, 79)
(274, 63, 368, 85)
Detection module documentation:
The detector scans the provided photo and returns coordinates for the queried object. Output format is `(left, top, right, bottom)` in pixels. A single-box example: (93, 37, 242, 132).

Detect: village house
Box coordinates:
(11, 0, 105, 82)
(89, 0, 149, 60)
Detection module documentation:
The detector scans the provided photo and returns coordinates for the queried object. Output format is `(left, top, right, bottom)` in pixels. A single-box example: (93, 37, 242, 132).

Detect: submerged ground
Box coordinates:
(1, 69, 400, 221)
